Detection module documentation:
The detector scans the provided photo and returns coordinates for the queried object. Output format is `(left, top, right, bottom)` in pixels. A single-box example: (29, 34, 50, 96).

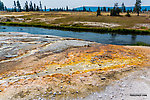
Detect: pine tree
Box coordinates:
(125, 10, 131, 17)
(29, 1, 34, 11)
(5, 6, 7, 11)
(39, 1, 43, 11)
(135, 0, 141, 16)
(122, 3, 126, 12)
(0, 1, 4, 11)
(103, 7, 106, 12)
(130, 9, 133, 13)
(33, 3, 36, 11)
(36, 6, 40, 11)
(83, 6, 86, 11)
(97, 7, 101, 16)
(108, 8, 110, 12)
(44, 6, 46, 11)
(17, 0, 21, 12)
(110, 3, 121, 16)
(89, 8, 91, 12)
(66, 6, 68, 11)
(25, 1, 29, 12)
(13, 1, 17, 12)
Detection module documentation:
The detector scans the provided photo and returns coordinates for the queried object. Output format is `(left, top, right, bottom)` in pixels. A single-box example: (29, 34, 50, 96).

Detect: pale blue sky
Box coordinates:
(2, 0, 150, 8)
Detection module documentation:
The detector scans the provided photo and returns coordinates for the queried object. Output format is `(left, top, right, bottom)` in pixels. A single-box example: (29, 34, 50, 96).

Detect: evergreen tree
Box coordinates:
(39, 1, 43, 11)
(29, 1, 34, 11)
(135, 0, 141, 16)
(13, 1, 17, 12)
(130, 9, 133, 12)
(36, 6, 40, 11)
(66, 6, 68, 11)
(0, 0, 4, 11)
(103, 7, 106, 12)
(83, 6, 86, 11)
(4, 6, 7, 11)
(125, 10, 131, 17)
(33, 3, 36, 11)
(110, 3, 121, 16)
(89, 8, 91, 12)
(17, 0, 21, 12)
(122, 3, 126, 12)
(108, 8, 110, 12)
(44, 6, 46, 11)
(25, 1, 29, 12)
(97, 7, 101, 16)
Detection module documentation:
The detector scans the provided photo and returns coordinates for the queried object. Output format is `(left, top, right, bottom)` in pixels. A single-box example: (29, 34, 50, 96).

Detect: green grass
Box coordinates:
(141, 27, 147, 29)
(130, 42, 150, 46)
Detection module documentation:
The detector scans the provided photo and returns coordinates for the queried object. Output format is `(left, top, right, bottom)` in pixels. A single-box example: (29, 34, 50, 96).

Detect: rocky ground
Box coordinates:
(83, 67, 150, 100)
(0, 32, 149, 100)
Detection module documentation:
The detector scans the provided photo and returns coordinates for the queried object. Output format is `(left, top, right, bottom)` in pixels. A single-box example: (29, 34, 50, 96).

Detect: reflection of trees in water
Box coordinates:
(131, 35, 137, 44)
(110, 33, 117, 43)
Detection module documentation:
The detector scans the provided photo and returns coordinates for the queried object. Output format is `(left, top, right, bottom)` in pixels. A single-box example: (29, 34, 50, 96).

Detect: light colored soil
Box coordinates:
(83, 46, 150, 100)
(0, 15, 24, 17)
(83, 67, 150, 100)
(74, 22, 121, 28)
(0, 32, 149, 100)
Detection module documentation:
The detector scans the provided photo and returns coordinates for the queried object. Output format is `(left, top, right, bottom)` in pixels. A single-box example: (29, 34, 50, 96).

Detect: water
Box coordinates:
(0, 25, 150, 45)
(75, 6, 150, 12)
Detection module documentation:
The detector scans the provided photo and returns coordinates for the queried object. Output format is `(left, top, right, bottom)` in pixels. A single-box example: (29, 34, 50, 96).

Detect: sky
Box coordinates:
(2, 0, 150, 9)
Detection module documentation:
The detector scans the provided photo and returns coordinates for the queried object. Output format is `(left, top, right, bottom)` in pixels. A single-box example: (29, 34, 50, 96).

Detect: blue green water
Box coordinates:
(75, 6, 150, 12)
(0, 25, 150, 45)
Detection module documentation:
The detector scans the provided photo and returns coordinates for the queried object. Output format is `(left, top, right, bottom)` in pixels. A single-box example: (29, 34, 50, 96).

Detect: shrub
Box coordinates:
(125, 10, 131, 17)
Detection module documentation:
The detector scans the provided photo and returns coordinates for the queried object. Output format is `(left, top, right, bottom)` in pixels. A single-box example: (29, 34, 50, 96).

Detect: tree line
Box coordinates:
(13, 1, 44, 12)
(0, 0, 146, 16)
(0, 0, 71, 12)
(97, 0, 142, 16)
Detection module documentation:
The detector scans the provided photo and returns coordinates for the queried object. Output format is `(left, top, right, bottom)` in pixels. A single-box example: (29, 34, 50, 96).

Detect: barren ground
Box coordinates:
(0, 32, 149, 100)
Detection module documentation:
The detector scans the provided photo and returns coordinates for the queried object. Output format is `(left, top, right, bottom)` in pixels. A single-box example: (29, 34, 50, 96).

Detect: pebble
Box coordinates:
(49, 91, 53, 94)
(53, 92, 57, 95)
(98, 96, 102, 98)
(101, 77, 106, 80)
(0, 90, 2, 92)
(58, 92, 62, 95)
(45, 71, 48, 73)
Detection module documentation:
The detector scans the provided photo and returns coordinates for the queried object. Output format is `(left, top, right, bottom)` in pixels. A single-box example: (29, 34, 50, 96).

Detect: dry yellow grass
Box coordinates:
(0, 11, 150, 29)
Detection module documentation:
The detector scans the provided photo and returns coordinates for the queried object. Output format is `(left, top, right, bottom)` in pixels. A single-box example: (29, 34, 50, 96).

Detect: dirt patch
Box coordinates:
(74, 22, 121, 28)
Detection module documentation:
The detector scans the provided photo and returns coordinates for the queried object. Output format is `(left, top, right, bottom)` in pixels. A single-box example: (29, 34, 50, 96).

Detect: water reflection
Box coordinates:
(131, 35, 137, 44)
(111, 33, 117, 41)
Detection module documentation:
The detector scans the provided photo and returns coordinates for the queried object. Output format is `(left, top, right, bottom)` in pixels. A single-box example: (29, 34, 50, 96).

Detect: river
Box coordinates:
(0, 25, 150, 45)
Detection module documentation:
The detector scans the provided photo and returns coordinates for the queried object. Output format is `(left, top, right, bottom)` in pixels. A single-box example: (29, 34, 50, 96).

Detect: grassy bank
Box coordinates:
(0, 22, 150, 35)
(130, 42, 150, 46)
